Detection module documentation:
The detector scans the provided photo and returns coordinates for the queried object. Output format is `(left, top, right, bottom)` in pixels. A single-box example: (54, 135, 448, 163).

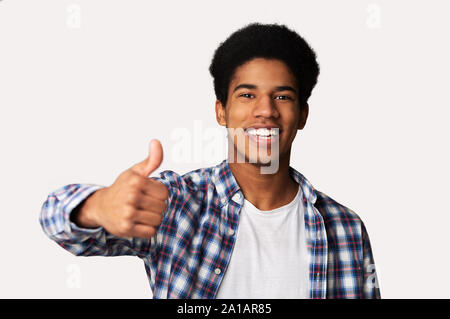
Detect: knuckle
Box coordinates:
(151, 201, 165, 215)
(152, 198, 167, 213)
(128, 174, 142, 188)
(153, 181, 169, 198)
(148, 214, 163, 227)
(125, 191, 139, 206)
(119, 220, 133, 233)
(122, 206, 136, 220)
(150, 213, 162, 225)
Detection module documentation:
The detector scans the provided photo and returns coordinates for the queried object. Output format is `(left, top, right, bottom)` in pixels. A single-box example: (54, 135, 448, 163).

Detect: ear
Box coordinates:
(297, 103, 309, 130)
(215, 100, 227, 127)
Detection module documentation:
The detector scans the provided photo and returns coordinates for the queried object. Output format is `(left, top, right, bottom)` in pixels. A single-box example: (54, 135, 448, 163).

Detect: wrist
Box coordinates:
(71, 189, 104, 229)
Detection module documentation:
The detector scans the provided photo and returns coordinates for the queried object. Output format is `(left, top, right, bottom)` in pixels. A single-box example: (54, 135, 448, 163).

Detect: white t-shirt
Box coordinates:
(216, 186, 310, 299)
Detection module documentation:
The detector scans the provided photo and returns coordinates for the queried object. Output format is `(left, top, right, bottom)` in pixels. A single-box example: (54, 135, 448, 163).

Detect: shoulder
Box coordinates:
(290, 166, 363, 227)
(313, 190, 365, 235)
(314, 190, 361, 221)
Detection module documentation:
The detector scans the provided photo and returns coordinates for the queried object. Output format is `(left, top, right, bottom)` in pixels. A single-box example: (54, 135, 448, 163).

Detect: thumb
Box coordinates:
(131, 139, 164, 177)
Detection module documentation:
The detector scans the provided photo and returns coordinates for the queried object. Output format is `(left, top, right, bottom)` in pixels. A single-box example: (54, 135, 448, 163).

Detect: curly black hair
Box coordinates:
(209, 22, 320, 109)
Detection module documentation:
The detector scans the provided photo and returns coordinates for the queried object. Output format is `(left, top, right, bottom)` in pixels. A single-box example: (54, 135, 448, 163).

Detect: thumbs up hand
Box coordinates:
(71, 139, 170, 239)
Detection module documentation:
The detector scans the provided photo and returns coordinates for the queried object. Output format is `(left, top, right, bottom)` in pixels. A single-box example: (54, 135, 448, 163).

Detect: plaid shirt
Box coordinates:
(40, 159, 380, 299)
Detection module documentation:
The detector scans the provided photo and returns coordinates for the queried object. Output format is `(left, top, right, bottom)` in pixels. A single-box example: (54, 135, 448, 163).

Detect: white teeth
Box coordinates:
(256, 128, 270, 136)
(245, 128, 280, 137)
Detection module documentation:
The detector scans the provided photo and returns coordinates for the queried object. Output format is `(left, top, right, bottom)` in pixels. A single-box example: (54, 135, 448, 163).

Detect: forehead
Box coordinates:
(230, 58, 297, 87)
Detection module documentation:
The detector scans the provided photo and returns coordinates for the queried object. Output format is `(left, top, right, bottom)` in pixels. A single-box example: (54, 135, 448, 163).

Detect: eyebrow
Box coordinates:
(232, 83, 297, 94)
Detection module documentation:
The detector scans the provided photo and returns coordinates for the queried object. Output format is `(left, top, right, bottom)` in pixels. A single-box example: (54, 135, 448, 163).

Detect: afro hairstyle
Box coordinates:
(209, 22, 320, 109)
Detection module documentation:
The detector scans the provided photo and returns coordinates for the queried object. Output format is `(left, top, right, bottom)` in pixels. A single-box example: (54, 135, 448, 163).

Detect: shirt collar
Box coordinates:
(212, 159, 317, 207)
(288, 166, 318, 205)
(211, 159, 241, 207)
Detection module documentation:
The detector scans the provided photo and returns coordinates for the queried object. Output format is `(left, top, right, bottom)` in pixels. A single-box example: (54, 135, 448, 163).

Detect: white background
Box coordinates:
(1, 0, 449, 298)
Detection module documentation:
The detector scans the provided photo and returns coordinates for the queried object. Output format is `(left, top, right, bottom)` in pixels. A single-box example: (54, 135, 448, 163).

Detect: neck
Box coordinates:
(228, 154, 299, 211)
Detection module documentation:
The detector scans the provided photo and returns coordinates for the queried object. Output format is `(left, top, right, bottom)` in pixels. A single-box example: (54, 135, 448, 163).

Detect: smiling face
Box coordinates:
(216, 58, 309, 167)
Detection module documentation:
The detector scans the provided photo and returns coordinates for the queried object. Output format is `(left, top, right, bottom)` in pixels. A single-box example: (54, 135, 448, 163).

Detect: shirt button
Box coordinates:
(231, 193, 242, 202)
(215, 268, 222, 275)
(228, 229, 235, 236)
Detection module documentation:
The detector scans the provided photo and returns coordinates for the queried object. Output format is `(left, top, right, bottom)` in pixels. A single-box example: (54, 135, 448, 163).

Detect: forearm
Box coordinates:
(40, 183, 156, 258)
(40, 184, 105, 254)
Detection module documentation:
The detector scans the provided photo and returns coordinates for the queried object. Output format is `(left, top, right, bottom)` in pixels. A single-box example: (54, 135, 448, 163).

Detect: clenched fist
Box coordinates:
(71, 139, 170, 238)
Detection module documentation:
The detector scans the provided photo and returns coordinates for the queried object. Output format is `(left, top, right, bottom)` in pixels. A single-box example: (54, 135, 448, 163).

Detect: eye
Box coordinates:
(275, 95, 292, 100)
(239, 93, 254, 99)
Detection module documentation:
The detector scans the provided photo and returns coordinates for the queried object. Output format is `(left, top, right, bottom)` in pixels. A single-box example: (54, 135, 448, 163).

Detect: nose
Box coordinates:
(252, 95, 279, 118)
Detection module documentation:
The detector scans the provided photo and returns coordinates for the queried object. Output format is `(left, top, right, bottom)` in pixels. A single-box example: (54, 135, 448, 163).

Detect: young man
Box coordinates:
(40, 23, 380, 299)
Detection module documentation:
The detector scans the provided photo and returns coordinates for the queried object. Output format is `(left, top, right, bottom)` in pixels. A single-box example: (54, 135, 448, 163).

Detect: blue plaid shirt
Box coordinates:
(40, 159, 380, 299)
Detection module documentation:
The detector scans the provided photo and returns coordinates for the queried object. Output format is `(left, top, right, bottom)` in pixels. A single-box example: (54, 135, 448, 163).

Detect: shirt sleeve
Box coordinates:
(361, 222, 381, 299)
(39, 183, 163, 259)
